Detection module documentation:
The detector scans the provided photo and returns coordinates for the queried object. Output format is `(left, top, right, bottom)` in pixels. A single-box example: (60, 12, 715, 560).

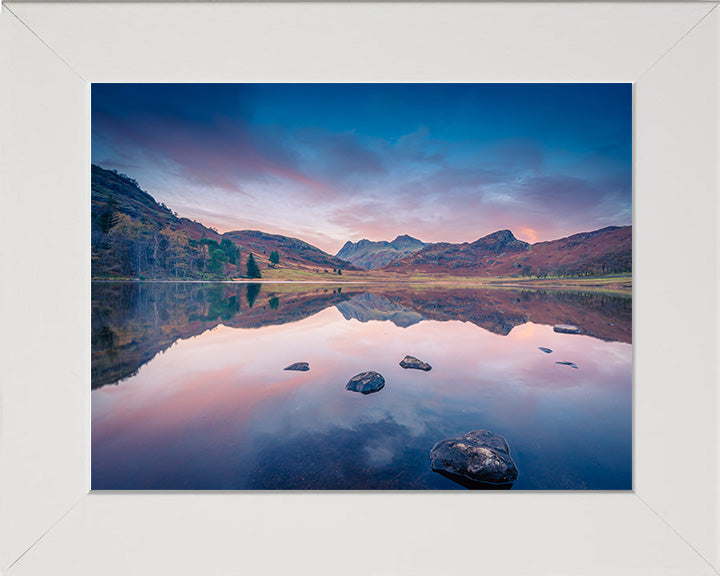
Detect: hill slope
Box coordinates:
(91, 164, 354, 279)
(224, 230, 356, 272)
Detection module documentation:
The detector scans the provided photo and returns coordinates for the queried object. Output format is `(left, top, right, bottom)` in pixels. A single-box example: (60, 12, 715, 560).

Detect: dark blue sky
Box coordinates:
(92, 83, 631, 253)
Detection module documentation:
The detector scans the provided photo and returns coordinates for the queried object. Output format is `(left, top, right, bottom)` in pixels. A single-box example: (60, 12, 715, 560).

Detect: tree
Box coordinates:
(337, 268, 342, 276)
(107, 214, 154, 278)
(98, 196, 118, 234)
(220, 238, 239, 265)
(269, 250, 280, 267)
(246, 283, 261, 308)
(160, 227, 189, 278)
(208, 248, 228, 278)
(246, 253, 262, 278)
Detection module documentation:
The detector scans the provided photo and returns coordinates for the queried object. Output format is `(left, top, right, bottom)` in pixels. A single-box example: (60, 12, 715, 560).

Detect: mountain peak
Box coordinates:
(390, 234, 425, 251)
(483, 229, 516, 241)
(392, 234, 419, 242)
(469, 229, 526, 253)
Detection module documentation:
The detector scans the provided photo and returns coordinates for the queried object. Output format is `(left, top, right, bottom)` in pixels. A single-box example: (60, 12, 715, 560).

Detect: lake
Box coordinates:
(91, 281, 632, 490)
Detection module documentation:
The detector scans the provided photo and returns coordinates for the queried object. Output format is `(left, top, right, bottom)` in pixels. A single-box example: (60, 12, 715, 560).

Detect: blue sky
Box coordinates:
(92, 83, 631, 253)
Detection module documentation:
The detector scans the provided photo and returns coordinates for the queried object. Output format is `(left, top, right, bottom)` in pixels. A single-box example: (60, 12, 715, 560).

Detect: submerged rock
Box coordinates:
(538, 347, 553, 354)
(556, 361, 579, 369)
(399, 355, 432, 371)
(284, 362, 310, 371)
(430, 430, 518, 487)
(345, 371, 385, 394)
(553, 324, 580, 334)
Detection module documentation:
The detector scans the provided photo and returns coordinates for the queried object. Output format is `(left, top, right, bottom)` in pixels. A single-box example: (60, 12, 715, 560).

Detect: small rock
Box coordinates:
(538, 347, 553, 354)
(430, 430, 518, 487)
(345, 371, 385, 394)
(553, 324, 581, 334)
(556, 361, 579, 369)
(399, 355, 432, 371)
(284, 362, 309, 371)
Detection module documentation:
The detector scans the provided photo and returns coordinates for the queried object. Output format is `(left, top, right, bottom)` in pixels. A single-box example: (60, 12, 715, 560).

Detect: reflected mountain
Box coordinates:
(382, 287, 631, 342)
(92, 282, 631, 389)
(336, 293, 424, 327)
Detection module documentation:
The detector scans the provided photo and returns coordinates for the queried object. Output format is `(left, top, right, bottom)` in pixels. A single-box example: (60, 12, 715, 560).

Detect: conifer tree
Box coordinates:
(246, 253, 262, 278)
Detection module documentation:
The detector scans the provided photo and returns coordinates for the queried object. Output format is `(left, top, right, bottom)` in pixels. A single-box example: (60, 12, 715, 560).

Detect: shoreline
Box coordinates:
(91, 274, 632, 296)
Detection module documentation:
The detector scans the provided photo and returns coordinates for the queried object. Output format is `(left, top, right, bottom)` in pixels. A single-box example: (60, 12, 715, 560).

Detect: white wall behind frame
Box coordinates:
(634, 6, 719, 571)
(0, 7, 90, 573)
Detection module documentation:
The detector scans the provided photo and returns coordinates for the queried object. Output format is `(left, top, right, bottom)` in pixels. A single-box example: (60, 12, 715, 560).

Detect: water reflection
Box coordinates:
(92, 282, 630, 389)
(91, 282, 631, 490)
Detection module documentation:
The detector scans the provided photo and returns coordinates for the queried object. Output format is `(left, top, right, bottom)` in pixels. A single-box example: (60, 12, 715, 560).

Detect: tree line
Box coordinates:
(92, 205, 267, 280)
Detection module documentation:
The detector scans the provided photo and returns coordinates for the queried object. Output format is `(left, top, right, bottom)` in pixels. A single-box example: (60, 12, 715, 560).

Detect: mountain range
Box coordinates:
(337, 226, 630, 277)
(91, 164, 631, 279)
(336, 235, 426, 269)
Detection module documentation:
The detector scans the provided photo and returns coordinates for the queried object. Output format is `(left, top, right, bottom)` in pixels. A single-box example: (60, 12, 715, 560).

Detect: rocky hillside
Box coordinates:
(384, 227, 631, 277)
(336, 234, 425, 269)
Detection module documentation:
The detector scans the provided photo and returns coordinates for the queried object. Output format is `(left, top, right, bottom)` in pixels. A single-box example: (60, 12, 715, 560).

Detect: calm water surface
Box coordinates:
(91, 282, 632, 490)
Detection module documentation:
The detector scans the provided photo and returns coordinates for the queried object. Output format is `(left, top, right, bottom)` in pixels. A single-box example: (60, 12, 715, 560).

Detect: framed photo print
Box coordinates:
(1, 2, 718, 575)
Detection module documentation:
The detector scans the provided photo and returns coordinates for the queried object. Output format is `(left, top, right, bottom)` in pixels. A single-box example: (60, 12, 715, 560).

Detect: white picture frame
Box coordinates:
(1, 2, 718, 575)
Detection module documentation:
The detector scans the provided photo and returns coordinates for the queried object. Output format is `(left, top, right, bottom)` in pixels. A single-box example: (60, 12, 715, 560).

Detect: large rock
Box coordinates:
(553, 324, 580, 334)
(430, 430, 518, 487)
(538, 347, 553, 354)
(284, 362, 309, 371)
(556, 361, 579, 369)
(399, 355, 432, 371)
(345, 371, 385, 394)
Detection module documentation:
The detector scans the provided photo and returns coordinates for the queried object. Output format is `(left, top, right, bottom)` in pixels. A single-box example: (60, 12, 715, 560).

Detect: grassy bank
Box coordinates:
(256, 267, 631, 293)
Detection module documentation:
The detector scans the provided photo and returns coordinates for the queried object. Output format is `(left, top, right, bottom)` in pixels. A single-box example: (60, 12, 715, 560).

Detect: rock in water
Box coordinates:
(345, 371, 385, 394)
(430, 430, 518, 487)
(538, 347, 553, 354)
(399, 355, 432, 371)
(556, 361, 579, 369)
(284, 362, 309, 371)
(553, 324, 580, 334)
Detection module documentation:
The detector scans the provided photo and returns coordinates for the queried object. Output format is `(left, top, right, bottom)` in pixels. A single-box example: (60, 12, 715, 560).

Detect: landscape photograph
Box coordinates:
(91, 83, 632, 490)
